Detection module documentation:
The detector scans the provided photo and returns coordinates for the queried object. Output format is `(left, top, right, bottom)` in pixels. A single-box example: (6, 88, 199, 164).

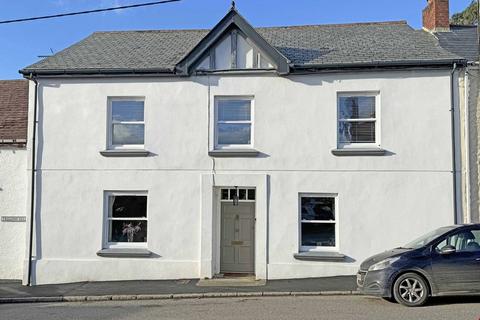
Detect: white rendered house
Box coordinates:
(16, 6, 468, 285)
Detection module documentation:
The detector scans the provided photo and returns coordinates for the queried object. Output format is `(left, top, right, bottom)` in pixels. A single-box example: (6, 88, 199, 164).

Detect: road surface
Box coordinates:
(1, 295, 479, 320)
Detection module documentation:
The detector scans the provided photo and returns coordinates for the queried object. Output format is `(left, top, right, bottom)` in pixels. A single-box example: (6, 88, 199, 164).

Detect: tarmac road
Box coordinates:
(1, 295, 479, 320)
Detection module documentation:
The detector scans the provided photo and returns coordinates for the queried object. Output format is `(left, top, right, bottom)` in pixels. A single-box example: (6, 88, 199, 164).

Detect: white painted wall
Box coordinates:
(29, 70, 456, 284)
(0, 147, 27, 279)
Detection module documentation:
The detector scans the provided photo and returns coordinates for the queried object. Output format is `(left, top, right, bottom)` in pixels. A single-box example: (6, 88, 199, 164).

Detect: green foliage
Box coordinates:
(451, 0, 479, 25)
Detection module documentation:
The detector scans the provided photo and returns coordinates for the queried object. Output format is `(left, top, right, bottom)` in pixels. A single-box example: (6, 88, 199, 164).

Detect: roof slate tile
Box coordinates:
(21, 21, 462, 74)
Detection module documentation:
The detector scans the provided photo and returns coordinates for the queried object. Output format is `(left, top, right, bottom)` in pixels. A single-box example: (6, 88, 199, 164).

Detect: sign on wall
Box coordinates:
(1, 216, 26, 222)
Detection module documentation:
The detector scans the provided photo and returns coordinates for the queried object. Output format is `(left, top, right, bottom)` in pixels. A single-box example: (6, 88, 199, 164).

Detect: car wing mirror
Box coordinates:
(440, 245, 456, 255)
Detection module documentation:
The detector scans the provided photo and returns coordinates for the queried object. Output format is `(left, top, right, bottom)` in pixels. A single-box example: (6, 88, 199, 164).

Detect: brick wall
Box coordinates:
(423, 0, 450, 32)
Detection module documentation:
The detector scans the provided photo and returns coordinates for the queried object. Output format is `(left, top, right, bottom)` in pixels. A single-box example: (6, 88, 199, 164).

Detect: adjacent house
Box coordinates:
(2, 1, 469, 284)
(425, 0, 480, 224)
(0, 80, 29, 279)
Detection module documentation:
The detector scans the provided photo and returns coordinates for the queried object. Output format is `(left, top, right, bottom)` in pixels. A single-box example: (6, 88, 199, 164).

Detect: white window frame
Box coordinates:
(337, 92, 380, 149)
(213, 96, 254, 150)
(299, 193, 339, 252)
(107, 97, 146, 150)
(103, 191, 148, 249)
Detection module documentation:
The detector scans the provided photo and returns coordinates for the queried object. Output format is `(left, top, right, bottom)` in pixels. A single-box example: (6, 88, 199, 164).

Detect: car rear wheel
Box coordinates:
(393, 273, 429, 307)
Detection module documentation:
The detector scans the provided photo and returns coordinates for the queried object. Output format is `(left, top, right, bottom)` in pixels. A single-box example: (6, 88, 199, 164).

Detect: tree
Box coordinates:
(451, 0, 479, 25)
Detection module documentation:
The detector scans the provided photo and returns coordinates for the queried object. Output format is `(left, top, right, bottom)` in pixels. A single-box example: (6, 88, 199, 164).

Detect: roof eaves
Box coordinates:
(19, 67, 176, 77)
(291, 59, 468, 72)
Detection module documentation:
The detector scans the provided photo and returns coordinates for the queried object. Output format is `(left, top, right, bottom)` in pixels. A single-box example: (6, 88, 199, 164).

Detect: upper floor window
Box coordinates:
(195, 30, 274, 71)
(337, 93, 379, 148)
(108, 98, 145, 149)
(214, 97, 253, 149)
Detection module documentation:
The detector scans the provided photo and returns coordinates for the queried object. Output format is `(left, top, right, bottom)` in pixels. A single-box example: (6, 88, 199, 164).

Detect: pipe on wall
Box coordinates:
(26, 75, 38, 286)
(464, 69, 471, 223)
(450, 63, 461, 224)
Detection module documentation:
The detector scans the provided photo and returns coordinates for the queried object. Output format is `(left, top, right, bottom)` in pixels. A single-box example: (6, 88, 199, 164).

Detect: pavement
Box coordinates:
(0, 276, 357, 304)
(1, 295, 480, 320)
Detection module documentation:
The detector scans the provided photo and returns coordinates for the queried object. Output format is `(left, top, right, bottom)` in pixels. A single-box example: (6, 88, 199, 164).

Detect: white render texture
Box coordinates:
(0, 147, 27, 279)
(28, 70, 456, 284)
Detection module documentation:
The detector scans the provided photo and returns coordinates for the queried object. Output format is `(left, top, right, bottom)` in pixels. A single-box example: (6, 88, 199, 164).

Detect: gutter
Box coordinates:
(26, 74, 38, 286)
(19, 59, 468, 78)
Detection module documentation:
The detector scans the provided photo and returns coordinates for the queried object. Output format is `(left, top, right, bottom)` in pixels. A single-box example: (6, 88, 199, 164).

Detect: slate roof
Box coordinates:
(0, 80, 28, 144)
(21, 20, 463, 75)
(435, 25, 479, 63)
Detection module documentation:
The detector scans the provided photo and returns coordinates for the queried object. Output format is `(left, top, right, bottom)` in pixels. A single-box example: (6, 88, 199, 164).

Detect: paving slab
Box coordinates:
(0, 276, 356, 303)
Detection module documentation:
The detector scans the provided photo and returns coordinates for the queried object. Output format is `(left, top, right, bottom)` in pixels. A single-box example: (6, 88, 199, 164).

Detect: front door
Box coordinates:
(220, 202, 255, 274)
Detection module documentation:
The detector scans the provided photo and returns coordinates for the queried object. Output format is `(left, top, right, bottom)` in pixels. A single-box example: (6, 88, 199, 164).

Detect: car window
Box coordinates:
(435, 229, 480, 253)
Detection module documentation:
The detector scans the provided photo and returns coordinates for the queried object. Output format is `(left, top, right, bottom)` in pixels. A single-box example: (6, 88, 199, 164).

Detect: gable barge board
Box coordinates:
(175, 8, 290, 76)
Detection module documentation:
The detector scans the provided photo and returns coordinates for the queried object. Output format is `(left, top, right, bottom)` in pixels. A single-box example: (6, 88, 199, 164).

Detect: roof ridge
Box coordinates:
(92, 20, 409, 34)
(257, 20, 408, 29)
(450, 24, 478, 28)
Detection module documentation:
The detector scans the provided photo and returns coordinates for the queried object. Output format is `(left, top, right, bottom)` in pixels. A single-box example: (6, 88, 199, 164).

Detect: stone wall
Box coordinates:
(467, 66, 480, 223)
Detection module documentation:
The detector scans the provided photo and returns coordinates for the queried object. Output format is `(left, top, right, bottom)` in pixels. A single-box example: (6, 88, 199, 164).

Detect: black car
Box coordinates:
(357, 224, 480, 307)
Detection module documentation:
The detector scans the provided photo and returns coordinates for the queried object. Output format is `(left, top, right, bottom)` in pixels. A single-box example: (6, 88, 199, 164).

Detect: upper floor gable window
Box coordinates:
(108, 98, 145, 149)
(337, 92, 380, 148)
(196, 30, 274, 71)
(214, 97, 253, 149)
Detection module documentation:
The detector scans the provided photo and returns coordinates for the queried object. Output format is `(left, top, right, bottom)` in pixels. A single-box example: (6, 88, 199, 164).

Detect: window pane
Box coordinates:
(109, 220, 147, 243)
(301, 197, 335, 221)
(112, 100, 144, 122)
(302, 223, 335, 247)
(110, 195, 147, 218)
(437, 230, 480, 252)
(217, 123, 251, 145)
(112, 124, 144, 145)
(247, 189, 256, 200)
(338, 121, 375, 144)
(229, 188, 237, 200)
(218, 100, 251, 121)
(221, 189, 229, 200)
(239, 189, 246, 200)
(339, 96, 375, 119)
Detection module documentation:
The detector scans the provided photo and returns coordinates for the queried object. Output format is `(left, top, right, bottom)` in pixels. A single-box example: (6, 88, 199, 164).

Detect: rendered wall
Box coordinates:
(28, 70, 455, 284)
(0, 147, 27, 279)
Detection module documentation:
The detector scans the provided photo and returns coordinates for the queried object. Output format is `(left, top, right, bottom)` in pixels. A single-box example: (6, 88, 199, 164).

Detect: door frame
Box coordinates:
(200, 174, 268, 280)
(219, 195, 256, 274)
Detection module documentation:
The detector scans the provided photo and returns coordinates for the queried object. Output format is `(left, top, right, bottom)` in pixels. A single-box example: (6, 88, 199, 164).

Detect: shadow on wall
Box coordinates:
(30, 83, 45, 284)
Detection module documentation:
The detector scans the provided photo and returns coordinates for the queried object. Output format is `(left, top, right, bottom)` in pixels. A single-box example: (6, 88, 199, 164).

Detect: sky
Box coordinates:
(0, 0, 473, 79)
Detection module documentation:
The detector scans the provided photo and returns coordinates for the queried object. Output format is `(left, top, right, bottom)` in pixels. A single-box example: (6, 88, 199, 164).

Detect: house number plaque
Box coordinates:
(1, 216, 26, 222)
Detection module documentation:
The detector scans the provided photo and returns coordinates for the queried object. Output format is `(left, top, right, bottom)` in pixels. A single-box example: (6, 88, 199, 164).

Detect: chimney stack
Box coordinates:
(422, 0, 450, 32)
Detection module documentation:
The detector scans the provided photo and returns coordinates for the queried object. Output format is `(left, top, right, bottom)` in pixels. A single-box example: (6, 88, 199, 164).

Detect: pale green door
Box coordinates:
(220, 202, 255, 273)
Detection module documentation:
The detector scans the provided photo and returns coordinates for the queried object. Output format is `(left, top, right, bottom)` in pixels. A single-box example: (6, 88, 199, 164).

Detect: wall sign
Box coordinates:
(1, 216, 26, 222)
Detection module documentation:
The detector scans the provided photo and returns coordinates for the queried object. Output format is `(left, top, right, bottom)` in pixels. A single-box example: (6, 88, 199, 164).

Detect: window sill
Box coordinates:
(331, 148, 386, 156)
(97, 248, 152, 258)
(293, 251, 346, 262)
(208, 149, 259, 157)
(100, 149, 151, 157)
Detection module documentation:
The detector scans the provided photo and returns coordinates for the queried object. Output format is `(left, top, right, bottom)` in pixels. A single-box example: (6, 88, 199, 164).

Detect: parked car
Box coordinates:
(357, 224, 480, 306)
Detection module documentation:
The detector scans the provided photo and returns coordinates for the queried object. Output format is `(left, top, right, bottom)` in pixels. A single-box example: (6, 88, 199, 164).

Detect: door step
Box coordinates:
(197, 276, 266, 287)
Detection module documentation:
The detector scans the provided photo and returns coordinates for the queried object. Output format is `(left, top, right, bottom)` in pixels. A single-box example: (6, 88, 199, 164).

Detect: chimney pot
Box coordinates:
(423, 0, 450, 32)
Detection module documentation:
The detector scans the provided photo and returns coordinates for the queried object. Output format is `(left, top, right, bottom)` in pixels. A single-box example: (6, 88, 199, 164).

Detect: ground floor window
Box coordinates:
(299, 194, 337, 251)
(105, 192, 148, 247)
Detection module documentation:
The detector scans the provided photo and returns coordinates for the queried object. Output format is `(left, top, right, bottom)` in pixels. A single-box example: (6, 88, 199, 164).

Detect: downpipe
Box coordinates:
(26, 74, 38, 286)
(450, 63, 459, 224)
